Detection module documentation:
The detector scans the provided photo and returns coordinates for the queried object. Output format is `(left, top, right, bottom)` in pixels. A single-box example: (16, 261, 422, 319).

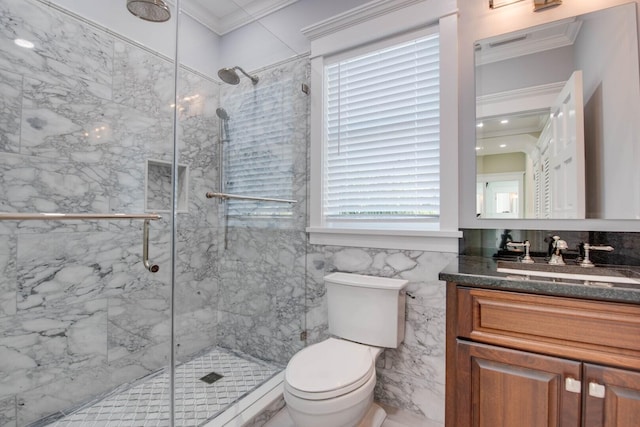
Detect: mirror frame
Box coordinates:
(459, 0, 640, 231)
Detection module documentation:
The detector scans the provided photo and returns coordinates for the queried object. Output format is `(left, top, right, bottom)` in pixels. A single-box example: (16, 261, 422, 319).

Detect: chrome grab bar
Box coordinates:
(0, 213, 161, 221)
(205, 191, 297, 204)
(0, 212, 161, 273)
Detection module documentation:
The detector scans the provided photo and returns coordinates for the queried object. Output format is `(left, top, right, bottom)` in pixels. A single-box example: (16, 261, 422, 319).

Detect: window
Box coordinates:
(304, 3, 460, 251)
(324, 34, 440, 225)
(222, 78, 295, 221)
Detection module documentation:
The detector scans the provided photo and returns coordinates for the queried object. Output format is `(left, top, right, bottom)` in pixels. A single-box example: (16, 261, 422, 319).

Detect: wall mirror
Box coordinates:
(475, 2, 640, 220)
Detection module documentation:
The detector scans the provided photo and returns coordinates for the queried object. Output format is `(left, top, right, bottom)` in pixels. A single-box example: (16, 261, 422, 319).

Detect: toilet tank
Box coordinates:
(325, 272, 408, 348)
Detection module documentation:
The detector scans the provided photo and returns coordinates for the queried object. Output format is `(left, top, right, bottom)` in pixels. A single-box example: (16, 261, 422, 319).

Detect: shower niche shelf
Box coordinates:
(145, 159, 189, 213)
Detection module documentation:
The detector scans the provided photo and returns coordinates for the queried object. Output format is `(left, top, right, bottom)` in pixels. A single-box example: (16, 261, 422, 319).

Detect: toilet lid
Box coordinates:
(285, 338, 374, 399)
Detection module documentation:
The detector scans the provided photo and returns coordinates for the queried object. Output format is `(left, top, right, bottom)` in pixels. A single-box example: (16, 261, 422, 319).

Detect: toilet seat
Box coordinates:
(285, 338, 375, 400)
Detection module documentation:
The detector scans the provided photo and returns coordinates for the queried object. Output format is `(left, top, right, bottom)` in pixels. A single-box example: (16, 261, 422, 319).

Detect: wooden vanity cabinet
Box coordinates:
(446, 282, 640, 427)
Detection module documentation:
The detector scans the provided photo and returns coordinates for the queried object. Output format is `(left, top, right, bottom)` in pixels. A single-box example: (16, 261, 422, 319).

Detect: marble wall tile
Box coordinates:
(177, 68, 219, 167)
(175, 173, 219, 231)
(303, 246, 329, 345)
(20, 75, 169, 169)
(375, 372, 444, 425)
(217, 311, 299, 365)
(107, 285, 171, 357)
(15, 351, 143, 426)
(0, 298, 107, 401)
(0, 154, 110, 234)
(15, 230, 166, 312)
(174, 226, 219, 360)
(0, 0, 113, 100)
(0, 68, 22, 154)
(174, 308, 218, 361)
(112, 41, 174, 124)
(217, 227, 306, 348)
(0, 236, 16, 318)
(312, 246, 454, 424)
(0, 396, 16, 427)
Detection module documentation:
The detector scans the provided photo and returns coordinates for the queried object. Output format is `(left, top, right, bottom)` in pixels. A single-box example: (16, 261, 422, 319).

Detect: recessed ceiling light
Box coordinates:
(500, 119, 509, 124)
(477, 122, 484, 128)
(476, 146, 483, 151)
(500, 144, 507, 148)
(14, 38, 35, 49)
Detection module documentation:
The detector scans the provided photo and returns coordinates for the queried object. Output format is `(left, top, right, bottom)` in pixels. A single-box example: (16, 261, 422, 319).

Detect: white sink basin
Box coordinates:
(496, 261, 640, 286)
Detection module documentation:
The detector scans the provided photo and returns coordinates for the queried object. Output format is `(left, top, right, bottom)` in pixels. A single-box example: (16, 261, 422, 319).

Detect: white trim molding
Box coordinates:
(477, 81, 565, 118)
(302, 0, 458, 58)
(307, 227, 462, 252)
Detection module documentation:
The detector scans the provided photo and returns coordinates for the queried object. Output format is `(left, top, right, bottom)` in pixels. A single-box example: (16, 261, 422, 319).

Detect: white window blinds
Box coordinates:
(324, 33, 440, 221)
(224, 79, 294, 219)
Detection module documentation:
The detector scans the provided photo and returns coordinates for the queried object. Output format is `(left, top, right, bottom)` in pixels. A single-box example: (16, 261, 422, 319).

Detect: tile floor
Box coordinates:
(40, 348, 281, 427)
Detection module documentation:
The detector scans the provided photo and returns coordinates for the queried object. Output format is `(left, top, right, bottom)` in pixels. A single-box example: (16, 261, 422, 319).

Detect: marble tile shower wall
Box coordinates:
(216, 57, 310, 366)
(0, 0, 219, 425)
(305, 246, 456, 426)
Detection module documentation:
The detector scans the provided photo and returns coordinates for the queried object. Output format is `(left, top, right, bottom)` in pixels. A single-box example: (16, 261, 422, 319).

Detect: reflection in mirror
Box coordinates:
(475, 2, 640, 220)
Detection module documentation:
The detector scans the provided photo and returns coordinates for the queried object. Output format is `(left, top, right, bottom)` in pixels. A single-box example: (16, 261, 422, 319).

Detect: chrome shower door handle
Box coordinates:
(143, 219, 159, 273)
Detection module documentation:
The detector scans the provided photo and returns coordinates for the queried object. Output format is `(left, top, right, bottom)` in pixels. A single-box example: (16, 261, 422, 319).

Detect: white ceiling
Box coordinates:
(476, 111, 548, 156)
(181, 0, 299, 35)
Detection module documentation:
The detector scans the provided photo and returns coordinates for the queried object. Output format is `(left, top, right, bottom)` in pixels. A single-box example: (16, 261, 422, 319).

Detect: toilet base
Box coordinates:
(357, 403, 387, 427)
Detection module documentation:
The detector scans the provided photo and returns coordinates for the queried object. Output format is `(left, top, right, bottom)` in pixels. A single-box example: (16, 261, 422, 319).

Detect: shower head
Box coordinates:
(127, 0, 171, 22)
(216, 107, 229, 120)
(218, 66, 259, 85)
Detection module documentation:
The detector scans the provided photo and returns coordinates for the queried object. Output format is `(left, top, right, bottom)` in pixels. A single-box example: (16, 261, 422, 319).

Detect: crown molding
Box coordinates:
(477, 81, 565, 119)
(475, 16, 582, 65)
(301, 0, 426, 41)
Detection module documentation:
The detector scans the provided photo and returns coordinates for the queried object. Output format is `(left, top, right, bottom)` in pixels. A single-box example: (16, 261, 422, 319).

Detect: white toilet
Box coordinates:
(284, 272, 408, 427)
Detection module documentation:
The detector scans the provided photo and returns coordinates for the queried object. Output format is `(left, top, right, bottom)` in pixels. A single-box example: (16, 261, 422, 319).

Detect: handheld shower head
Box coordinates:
(218, 66, 259, 85)
(216, 108, 229, 120)
(127, 0, 171, 22)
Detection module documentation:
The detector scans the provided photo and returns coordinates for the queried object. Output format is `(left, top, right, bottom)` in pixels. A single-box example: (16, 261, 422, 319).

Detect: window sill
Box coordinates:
(306, 226, 462, 252)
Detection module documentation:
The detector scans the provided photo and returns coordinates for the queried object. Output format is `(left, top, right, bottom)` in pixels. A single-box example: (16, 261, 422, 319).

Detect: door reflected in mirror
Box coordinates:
(475, 2, 640, 219)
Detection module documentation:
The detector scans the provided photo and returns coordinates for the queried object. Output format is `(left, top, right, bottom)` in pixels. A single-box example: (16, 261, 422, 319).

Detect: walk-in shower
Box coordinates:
(0, 1, 309, 426)
(218, 66, 259, 85)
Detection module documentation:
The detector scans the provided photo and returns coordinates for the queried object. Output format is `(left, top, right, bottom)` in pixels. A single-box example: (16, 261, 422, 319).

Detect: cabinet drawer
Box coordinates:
(457, 287, 640, 369)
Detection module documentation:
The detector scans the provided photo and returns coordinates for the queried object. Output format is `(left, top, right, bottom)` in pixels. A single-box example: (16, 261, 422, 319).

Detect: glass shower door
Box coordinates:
(0, 0, 179, 425)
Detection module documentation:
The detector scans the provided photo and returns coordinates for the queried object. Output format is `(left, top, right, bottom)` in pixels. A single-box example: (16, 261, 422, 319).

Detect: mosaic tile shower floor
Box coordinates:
(42, 348, 281, 427)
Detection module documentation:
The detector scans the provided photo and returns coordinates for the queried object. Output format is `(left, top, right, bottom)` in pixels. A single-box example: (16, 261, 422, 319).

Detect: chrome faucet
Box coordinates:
(506, 240, 534, 263)
(548, 235, 568, 265)
(579, 243, 614, 267)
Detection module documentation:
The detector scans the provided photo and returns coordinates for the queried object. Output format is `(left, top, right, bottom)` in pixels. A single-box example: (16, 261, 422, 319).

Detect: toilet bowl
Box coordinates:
(284, 338, 382, 427)
(283, 273, 408, 427)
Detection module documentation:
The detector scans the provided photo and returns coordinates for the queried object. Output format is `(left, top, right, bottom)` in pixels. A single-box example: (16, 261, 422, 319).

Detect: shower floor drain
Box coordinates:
(200, 371, 224, 384)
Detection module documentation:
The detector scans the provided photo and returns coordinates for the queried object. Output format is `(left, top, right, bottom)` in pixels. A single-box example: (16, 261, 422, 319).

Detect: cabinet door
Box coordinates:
(584, 363, 640, 427)
(456, 341, 582, 427)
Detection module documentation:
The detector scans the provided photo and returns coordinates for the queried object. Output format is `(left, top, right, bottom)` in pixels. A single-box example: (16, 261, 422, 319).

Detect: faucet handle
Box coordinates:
(507, 240, 534, 263)
(580, 243, 614, 268)
(553, 236, 568, 251)
(587, 244, 614, 252)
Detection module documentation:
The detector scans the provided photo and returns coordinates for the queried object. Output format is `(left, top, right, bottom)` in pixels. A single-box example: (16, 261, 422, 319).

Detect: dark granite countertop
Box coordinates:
(439, 256, 640, 304)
